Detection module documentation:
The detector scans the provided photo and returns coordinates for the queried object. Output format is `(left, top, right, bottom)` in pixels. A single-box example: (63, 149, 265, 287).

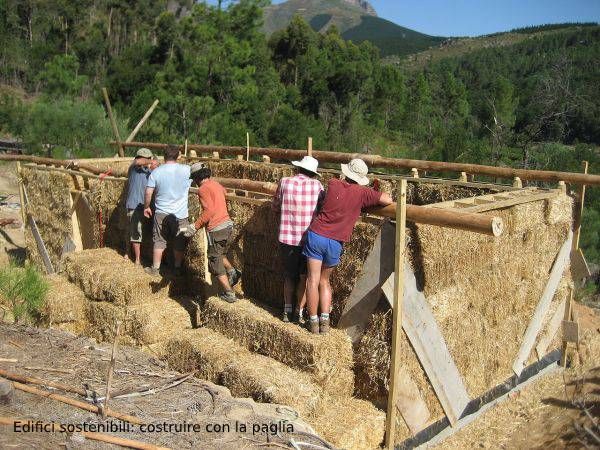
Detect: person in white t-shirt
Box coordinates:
(143, 145, 191, 277)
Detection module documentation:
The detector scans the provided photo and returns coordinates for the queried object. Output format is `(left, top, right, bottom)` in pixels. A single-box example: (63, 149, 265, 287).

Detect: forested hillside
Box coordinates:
(1, 0, 600, 262)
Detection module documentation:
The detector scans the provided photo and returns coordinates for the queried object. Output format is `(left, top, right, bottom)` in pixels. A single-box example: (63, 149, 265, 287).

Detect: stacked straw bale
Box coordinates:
(21, 168, 73, 270)
(201, 297, 354, 395)
(38, 275, 88, 334)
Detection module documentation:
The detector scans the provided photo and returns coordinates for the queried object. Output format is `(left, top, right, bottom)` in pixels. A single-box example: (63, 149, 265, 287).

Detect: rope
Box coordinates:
(97, 169, 113, 247)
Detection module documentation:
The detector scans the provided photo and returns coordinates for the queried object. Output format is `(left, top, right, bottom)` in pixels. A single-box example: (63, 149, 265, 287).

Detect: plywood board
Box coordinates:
(394, 367, 431, 435)
(383, 267, 470, 425)
(535, 298, 566, 359)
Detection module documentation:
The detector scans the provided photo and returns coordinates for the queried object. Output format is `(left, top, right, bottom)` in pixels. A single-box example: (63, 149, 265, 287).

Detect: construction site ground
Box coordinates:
(1, 161, 600, 449)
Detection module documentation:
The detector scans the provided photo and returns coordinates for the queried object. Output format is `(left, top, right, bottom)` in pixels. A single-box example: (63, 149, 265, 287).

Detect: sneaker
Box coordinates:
(293, 311, 305, 325)
(144, 266, 161, 277)
(281, 312, 290, 323)
(219, 291, 238, 303)
(319, 318, 330, 334)
(228, 269, 242, 287)
(307, 319, 320, 335)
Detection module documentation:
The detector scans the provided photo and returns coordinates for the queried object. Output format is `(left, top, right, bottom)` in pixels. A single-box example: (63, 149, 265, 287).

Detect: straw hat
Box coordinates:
(292, 156, 320, 176)
(341, 158, 369, 186)
(135, 148, 153, 159)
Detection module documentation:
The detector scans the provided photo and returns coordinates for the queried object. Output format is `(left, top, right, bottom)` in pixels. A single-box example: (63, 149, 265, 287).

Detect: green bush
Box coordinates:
(0, 263, 48, 323)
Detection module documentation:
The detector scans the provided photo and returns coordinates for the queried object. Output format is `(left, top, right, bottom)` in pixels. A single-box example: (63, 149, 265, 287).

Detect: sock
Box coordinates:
(298, 308, 305, 318)
(309, 315, 318, 322)
(320, 313, 330, 321)
(284, 304, 292, 313)
(152, 264, 160, 270)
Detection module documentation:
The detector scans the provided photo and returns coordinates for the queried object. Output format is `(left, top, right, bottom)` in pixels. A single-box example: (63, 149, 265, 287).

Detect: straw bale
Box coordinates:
(85, 296, 193, 345)
(86, 178, 128, 251)
(39, 275, 88, 325)
(202, 297, 354, 396)
(208, 160, 293, 182)
(163, 328, 247, 382)
(21, 167, 73, 269)
(311, 396, 386, 450)
(220, 351, 323, 419)
(64, 248, 170, 304)
(545, 193, 573, 225)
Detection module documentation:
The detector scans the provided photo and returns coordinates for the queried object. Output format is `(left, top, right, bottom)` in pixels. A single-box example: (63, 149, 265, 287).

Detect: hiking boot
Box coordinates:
(293, 311, 305, 325)
(219, 290, 238, 303)
(319, 318, 330, 334)
(144, 266, 161, 277)
(307, 319, 320, 335)
(228, 269, 242, 287)
(281, 311, 290, 323)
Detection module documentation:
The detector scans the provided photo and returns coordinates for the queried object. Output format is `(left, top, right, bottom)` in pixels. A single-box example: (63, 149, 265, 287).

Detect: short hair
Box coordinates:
(164, 145, 180, 161)
(297, 167, 317, 178)
(192, 167, 212, 183)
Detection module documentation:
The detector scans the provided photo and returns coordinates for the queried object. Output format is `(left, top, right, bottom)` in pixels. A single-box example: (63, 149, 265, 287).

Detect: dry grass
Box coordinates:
(202, 297, 354, 396)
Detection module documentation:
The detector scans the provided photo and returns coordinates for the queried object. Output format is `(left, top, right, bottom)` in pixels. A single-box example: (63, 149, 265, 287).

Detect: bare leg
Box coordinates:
(223, 257, 233, 272)
(296, 274, 307, 313)
(173, 250, 184, 268)
(152, 248, 165, 269)
(131, 242, 141, 265)
(306, 258, 323, 317)
(318, 266, 335, 315)
(216, 274, 233, 292)
(124, 241, 130, 260)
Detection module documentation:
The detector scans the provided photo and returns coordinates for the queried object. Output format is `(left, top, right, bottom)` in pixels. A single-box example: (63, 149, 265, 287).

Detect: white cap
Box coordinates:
(341, 158, 369, 186)
(291, 156, 320, 176)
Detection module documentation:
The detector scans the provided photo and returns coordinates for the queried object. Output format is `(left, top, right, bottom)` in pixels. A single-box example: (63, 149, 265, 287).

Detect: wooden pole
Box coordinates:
(11, 381, 144, 424)
(385, 179, 407, 449)
(308, 137, 313, 157)
(101, 88, 124, 157)
(561, 289, 574, 367)
(118, 141, 600, 186)
(102, 321, 121, 418)
(246, 132, 250, 161)
(0, 417, 167, 450)
(184, 139, 188, 158)
(15, 162, 26, 226)
(0, 155, 128, 178)
(125, 99, 159, 143)
(573, 161, 588, 250)
(0, 369, 87, 397)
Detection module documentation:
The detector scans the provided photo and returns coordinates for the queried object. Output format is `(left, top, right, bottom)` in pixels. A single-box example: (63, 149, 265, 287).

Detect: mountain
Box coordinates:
(263, 0, 445, 57)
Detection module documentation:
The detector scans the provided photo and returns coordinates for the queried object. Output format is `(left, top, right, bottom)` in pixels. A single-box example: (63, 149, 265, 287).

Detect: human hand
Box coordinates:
(144, 207, 153, 218)
(177, 224, 197, 238)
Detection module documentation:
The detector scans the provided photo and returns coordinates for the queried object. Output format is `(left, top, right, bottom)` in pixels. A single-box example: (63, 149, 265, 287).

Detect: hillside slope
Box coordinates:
(263, 0, 444, 56)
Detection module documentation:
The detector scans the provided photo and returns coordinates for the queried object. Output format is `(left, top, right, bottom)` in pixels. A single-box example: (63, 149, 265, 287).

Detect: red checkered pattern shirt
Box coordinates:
(272, 174, 324, 246)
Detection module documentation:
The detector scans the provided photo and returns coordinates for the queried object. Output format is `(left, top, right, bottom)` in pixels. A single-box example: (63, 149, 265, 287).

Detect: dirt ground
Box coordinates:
(0, 324, 325, 449)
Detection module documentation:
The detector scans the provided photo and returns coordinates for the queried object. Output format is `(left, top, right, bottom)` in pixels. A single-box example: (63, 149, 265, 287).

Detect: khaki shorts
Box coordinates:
(207, 225, 234, 276)
(153, 212, 189, 251)
(127, 208, 145, 243)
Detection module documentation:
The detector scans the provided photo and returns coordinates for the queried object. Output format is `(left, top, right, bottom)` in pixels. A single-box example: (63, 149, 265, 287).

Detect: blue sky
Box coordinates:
(210, 0, 600, 37)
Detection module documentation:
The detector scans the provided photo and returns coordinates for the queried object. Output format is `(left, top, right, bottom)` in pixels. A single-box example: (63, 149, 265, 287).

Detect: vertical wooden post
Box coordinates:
(212, 151, 220, 160)
(458, 172, 467, 182)
(16, 162, 26, 226)
(411, 168, 419, 178)
(262, 155, 271, 164)
(385, 179, 407, 450)
(236, 155, 244, 161)
(558, 180, 567, 194)
(560, 289, 574, 367)
(102, 88, 124, 157)
(246, 132, 250, 161)
(573, 161, 588, 251)
(513, 177, 523, 188)
(308, 137, 313, 157)
(184, 139, 189, 158)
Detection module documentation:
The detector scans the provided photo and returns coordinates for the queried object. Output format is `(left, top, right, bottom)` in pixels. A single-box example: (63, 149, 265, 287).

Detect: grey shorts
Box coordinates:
(153, 212, 189, 251)
(127, 208, 145, 243)
(207, 225, 234, 276)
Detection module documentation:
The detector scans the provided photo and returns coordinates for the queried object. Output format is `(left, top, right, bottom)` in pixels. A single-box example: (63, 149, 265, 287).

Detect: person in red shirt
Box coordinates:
(303, 159, 393, 334)
(179, 163, 241, 303)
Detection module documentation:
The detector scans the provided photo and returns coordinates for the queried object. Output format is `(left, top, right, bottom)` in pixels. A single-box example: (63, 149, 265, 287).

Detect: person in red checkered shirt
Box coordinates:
(272, 156, 324, 324)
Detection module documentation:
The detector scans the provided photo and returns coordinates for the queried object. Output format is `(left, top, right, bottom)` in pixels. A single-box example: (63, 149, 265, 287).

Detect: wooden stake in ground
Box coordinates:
(246, 132, 250, 161)
(102, 87, 124, 157)
(573, 161, 589, 251)
(184, 138, 188, 158)
(16, 162, 26, 226)
(385, 179, 407, 450)
(126, 99, 159, 143)
(308, 137, 313, 157)
(103, 320, 121, 418)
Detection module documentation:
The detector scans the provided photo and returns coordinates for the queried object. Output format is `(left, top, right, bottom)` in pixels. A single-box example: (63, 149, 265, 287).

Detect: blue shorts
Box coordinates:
(302, 230, 343, 268)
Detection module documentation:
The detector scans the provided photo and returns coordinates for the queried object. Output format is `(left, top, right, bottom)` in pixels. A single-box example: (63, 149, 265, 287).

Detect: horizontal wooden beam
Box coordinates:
(118, 141, 600, 186)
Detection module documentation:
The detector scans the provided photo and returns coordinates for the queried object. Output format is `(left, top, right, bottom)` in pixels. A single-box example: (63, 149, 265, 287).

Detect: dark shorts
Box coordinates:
(207, 225, 234, 276)
(127, 208, 144, 243)
(302, 230, 343, 268)
(153, 212, 189, 251)
(280, 243, 307, 280)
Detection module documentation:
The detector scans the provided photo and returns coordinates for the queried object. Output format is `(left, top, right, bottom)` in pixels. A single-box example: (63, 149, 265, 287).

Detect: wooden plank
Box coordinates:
(338, 221, 395, 342)
(394, 367, 431, 435)
(535, 298, 566, 359)
(461, 191, 558, 213)
(512, 232, 573, 376)
(69, 192, 83, 252)
(383, 267, 470, 426)
(385, 179, 407, 449)
(560, 292, 574, 367)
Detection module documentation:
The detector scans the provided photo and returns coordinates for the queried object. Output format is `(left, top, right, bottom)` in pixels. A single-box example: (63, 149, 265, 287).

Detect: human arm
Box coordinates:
(378, 192, 393, 206)
(143, 187, 154, 218)
(193, 188, 215, 230)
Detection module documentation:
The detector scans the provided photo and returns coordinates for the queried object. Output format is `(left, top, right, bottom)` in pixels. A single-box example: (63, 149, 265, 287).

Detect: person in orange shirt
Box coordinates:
(179, 163, 241, 303)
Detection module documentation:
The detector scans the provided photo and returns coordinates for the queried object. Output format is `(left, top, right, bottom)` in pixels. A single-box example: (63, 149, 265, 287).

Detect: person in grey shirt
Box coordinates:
(143, 145, 191, 277)
(124, 148, 154, 265)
